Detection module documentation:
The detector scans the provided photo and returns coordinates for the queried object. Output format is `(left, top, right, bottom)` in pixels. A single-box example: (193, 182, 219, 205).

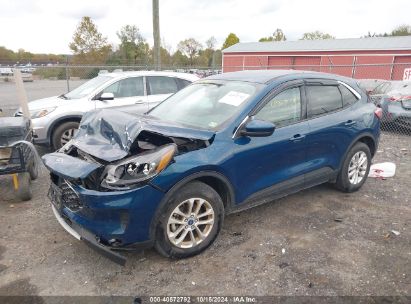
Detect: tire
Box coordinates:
(154, 181, 224, 259)
(28, 159, 39, 180)
(51, 121, 79, 150)
(16, 172, 32, 201)
(335, 142, 371, 193)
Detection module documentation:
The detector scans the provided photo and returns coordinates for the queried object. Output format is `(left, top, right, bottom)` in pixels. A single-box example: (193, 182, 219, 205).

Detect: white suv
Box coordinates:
(16, 71, 199, 149)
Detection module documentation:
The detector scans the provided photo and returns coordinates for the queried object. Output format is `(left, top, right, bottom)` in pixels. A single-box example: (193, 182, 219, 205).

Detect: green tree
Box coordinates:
(172, 50, 189, 67)
(69, 16, 112, 64)
(117, 25, 149, 64)
(222, 33, 240, 50)
(301, 31, 335, 40)
(259, 29, 286, 42)
(16, 48, 34, 63)
(391, 24, 411, 36)
(177, 38, 203, 66)
(0, 46, 16, 62)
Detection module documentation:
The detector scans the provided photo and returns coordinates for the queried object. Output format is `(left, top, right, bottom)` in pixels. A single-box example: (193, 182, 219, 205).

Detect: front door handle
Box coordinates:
(135, 100, 144, 104)
(289, 134, 306, 141)
(345, 120, 357, 126)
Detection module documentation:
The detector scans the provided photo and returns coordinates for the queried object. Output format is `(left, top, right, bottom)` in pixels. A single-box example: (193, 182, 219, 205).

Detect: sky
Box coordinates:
(0, 0, 410, 54)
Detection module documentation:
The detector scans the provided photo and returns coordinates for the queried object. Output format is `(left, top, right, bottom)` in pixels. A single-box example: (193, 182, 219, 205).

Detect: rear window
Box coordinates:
(307, 85, 342, 118)
(147, 76, 179, 95)
(177, 78, 192, 89)
(339, 85, 358, 107)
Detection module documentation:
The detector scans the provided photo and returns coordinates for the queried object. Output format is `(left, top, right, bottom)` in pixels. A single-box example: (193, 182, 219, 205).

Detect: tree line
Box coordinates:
(1, 18, 410, 67)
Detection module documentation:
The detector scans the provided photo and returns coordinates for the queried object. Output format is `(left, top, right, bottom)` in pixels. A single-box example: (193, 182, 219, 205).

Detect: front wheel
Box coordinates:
(154, 181, 224, 258)
(336, 142, 371, 192)
(51, 121, 79, 150)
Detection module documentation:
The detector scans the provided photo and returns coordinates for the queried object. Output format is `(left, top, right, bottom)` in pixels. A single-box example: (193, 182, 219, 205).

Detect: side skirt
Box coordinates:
(227, 167, 337, 214)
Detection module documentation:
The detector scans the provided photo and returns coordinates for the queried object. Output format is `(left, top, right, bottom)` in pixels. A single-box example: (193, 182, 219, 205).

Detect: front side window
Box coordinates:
(102, 77, 144, 98)
(64, 75, 113, 99)
(372, 82, 390, 95)
(307, 85, 342, 118)
(147, 76, 179, 95)
(255, 87, 302, 127)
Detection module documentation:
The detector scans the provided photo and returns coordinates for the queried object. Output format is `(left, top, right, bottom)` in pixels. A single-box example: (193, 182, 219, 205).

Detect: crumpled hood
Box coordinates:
(70, 109, 215, 162)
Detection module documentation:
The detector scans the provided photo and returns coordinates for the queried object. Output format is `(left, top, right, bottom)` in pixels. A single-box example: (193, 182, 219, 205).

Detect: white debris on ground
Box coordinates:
(368, 162, 396, 178)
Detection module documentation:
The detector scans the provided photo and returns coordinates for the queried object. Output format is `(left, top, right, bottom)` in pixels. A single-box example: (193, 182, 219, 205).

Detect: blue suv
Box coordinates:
(43, 70, 381, 264)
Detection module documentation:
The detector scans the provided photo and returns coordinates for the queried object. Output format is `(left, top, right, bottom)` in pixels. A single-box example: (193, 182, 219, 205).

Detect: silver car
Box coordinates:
(16, 71, 199, 149)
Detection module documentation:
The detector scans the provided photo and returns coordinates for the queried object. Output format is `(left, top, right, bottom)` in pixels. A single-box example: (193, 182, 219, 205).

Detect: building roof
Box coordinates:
(223, 36, 411, 53)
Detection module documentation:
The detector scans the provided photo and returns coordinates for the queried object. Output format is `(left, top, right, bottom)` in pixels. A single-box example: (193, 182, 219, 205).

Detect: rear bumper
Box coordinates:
(52, 205, 127, 265)
(381, 102, 411, 124)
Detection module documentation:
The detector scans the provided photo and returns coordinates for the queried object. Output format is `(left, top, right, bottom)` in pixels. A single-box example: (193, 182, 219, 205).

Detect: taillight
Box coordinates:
(374, 107, 382, 119)
(388, 97, 398, 102)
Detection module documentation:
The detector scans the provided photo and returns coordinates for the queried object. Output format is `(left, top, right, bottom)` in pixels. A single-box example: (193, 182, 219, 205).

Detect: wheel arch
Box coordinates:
(47, 115, 83, 144)
(339, 132, 377, 172)
(149, 171, 236, 240)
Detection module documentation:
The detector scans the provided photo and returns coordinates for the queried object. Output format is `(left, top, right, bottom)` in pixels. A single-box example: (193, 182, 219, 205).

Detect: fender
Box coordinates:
(148, 170, 236, 240)
(337, 131, 377, 173)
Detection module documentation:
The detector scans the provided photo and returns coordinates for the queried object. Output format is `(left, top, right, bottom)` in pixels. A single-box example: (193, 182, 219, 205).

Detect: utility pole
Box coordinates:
(152, 0, 161, 70)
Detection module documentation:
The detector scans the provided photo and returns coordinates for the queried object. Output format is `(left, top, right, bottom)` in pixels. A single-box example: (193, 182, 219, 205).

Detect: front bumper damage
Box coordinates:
(42, 109, 214, 265)
(51, 205, 127, 266)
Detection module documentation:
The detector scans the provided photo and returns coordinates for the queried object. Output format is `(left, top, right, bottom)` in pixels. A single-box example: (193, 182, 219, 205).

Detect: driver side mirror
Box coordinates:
(99, 92, 114, 101)
(240, 119, 276, 137)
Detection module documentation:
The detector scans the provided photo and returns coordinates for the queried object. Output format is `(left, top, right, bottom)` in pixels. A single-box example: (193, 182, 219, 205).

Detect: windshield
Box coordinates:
(64, 75, 113, 99)
(148, 80, 262, 130)
(372, 82, 391, 95)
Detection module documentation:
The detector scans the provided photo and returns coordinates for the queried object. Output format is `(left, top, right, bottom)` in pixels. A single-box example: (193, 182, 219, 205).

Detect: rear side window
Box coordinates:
(306, 85, 342, 118)
(147, 76, 179, 95)
(339, 85, 358, 107)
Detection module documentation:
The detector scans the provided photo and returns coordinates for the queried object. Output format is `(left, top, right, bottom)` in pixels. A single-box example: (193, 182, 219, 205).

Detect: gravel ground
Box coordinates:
(0, 132, 410, 297)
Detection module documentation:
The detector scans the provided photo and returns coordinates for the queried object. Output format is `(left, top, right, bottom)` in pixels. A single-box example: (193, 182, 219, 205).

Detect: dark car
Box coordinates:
(357, 79, 386, 94)
(369, 80, 411, 130)
(42, 70, 381, 264)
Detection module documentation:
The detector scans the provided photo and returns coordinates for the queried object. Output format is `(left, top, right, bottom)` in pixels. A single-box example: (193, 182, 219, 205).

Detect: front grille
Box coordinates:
(61, 180, 83, 212)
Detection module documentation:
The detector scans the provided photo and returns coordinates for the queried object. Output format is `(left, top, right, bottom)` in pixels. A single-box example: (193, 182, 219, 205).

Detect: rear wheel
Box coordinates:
(51, 121, 79, 150)
(336, 142, 371, 192)
(154, 181, 224, 258)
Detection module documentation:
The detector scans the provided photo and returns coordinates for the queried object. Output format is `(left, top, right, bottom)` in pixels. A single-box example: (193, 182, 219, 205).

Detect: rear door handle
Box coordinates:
(289, 134, 306, 141)
(344, 120, 357, 126)
(135, 100, 144, 104)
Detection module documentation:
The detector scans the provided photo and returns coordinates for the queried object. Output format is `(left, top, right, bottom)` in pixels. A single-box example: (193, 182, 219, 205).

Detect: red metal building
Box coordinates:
(222, 36, 411, 80)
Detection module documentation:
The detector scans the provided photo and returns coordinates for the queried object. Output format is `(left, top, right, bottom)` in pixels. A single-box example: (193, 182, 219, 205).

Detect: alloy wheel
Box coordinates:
(60, 128, 76, 146)
(348, 151, 368, 185)
(167, 198, 215, 249)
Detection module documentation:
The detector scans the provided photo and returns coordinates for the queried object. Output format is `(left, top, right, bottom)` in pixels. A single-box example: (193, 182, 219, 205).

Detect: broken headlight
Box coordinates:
(101, 144, 176, 189)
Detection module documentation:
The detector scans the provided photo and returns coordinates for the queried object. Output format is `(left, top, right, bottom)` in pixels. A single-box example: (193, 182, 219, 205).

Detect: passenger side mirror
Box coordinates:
(99, 92, 114, 101)
(240, 119, 275, 137)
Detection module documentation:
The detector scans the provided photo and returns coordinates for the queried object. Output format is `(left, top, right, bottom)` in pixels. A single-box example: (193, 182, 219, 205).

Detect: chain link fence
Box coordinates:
(0, 63, 410, 138)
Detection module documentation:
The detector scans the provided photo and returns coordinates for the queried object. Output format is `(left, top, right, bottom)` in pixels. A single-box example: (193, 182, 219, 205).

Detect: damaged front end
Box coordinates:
(42, 109, 214, 265)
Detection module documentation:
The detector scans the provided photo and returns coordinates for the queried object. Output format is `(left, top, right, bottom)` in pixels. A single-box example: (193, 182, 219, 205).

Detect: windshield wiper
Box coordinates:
(58, 94, 68, 100)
